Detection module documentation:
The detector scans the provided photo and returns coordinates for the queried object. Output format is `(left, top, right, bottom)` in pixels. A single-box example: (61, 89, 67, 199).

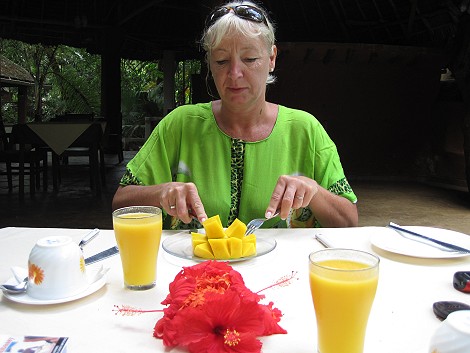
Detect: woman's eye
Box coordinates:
(215, 60, 228, 65)
(245, 58, 258, 63)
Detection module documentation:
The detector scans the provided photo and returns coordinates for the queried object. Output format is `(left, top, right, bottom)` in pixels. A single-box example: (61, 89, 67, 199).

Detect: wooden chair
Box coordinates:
(3, 123, 48, 198)
(0, 121, 14, 190)
(51, 114, 106, 188)
(52, 122, 104, 196)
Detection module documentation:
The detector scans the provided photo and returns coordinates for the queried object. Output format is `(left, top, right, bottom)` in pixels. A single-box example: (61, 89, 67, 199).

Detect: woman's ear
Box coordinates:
(269, 45, 277, 72)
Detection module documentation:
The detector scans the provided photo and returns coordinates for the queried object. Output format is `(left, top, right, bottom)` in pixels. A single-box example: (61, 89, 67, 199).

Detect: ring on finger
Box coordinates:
(295, 195, 304, 200)
(170, 205, 176, 209)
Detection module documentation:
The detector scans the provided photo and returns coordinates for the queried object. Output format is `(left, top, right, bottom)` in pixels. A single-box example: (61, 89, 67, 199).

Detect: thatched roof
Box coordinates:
(0, 55, 34, 86)
(0, 0, 467, 61)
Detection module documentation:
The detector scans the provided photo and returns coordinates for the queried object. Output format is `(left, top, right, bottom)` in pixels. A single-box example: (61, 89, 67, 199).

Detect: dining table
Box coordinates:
(1, 225, 470, 353)
(27, 122, 106, 156)
(24, 121, 106, 194)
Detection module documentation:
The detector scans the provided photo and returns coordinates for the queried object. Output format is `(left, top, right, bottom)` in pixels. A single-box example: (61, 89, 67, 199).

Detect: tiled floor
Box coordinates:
(0, 152, 130, 230)
(1, 152, 470, 234)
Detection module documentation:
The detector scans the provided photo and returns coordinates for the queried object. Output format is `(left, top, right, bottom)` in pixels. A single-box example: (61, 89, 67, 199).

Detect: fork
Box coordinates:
(244, 211, 280, 236)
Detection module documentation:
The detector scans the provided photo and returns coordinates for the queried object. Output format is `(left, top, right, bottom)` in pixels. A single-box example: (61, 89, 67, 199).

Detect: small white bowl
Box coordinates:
(27, 236, 87, 300)
(429, 310, 470, 353)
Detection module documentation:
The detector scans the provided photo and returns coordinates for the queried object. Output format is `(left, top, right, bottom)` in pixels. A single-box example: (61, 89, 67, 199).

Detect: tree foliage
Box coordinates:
(1, 39, 101, 122)
(1, 39, 202, 142)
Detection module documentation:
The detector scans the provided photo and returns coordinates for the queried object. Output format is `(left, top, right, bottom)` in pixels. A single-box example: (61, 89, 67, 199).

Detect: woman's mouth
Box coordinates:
(227, 87, 246, 93)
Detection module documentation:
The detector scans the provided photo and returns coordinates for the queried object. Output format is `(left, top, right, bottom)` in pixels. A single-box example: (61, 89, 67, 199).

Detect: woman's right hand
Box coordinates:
(113, 182, 207, 224)
(158, 182, 207, 224)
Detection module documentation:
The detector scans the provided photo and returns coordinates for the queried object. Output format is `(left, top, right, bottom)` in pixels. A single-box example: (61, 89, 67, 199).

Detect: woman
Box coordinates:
(112, 1, 358, 230)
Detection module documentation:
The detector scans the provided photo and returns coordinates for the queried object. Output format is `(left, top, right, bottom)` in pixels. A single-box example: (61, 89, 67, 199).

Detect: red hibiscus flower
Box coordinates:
(149, 261, 287, 353)
(168, 289, 265, 353)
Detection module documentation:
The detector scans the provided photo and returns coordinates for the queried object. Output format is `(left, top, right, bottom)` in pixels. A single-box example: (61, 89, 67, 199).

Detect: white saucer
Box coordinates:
(2, 268, 107, 305)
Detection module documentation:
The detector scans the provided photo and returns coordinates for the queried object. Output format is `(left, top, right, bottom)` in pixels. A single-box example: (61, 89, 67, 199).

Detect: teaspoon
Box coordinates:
(0, 277, 28, 294)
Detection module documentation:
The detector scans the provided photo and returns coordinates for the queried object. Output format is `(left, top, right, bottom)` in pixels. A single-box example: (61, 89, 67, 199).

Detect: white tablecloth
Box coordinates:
(27, 123, 91, 155)
(1, 226, 469, 353)
(27, 122, 106, 155)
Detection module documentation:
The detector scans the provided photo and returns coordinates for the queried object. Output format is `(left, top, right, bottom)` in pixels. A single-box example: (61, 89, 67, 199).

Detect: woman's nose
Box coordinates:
(228, 60, 243, 79)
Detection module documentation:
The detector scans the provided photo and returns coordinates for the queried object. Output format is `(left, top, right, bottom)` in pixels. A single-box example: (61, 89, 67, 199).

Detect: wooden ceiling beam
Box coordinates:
(118, 0, 166, 26)
(387, 0, 407, 36)
(372, 0, 394, 41)
(330, 0, 351, 40)
(407, 0, 419, 39)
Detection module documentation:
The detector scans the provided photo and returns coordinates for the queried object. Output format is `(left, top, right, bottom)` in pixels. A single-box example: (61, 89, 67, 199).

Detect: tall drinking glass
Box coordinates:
(309, 248, 379, 353)
(113, 206, 162, 290)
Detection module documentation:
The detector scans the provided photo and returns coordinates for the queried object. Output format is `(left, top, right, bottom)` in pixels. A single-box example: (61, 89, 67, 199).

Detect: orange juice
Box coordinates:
(113, 207, 162, 290)
(309, 250, 379, 353)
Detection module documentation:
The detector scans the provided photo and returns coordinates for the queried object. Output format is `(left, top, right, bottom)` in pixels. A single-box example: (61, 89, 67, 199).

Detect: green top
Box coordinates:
(121, 102, 357, 229)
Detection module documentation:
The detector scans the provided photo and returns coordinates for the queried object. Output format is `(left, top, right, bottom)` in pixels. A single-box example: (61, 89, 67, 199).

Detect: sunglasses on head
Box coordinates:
(206, 4, 268, 28)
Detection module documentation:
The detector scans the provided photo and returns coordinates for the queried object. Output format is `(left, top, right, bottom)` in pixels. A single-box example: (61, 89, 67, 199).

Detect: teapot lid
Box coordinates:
(446, 310, 470, 335)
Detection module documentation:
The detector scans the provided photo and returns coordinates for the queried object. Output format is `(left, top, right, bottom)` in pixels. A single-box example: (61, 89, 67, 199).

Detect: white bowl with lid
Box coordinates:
(27, 236, 87, 300)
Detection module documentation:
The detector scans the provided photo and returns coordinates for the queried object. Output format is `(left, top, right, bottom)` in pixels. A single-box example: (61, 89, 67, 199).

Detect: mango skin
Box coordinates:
(191, 217, 256, 259)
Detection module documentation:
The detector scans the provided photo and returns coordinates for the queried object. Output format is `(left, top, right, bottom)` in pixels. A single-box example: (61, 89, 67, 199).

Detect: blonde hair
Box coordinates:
(201, 1, 276, 85)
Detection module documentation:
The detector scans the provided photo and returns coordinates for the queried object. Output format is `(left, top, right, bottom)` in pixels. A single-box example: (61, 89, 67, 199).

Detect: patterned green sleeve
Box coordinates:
(119, 168, 143, 186)
(289, 177, 356, 228)
(328, 177, 355, 200)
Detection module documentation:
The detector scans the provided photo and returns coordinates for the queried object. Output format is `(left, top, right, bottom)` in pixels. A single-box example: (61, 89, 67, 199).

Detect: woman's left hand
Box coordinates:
(265, 175, 318, 220)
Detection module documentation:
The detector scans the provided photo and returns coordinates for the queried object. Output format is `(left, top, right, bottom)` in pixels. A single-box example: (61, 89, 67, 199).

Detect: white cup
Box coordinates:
(429, 310, 470, 353)
(27, 236, 88, 300)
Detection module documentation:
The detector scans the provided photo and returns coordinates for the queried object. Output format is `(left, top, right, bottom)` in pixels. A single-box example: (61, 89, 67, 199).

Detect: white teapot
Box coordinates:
(429, 310, 470, 353)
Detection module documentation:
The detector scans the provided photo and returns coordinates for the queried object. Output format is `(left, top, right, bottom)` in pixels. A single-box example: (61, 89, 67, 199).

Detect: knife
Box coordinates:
(315, 234, 332, 248)
(85, 246, 119, 265)
(79, 228, 100, 249)
(388, 222, 470, 254)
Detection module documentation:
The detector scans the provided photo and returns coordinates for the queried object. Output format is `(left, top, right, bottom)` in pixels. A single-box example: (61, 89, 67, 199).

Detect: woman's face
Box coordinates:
(209, 34, 276, 109)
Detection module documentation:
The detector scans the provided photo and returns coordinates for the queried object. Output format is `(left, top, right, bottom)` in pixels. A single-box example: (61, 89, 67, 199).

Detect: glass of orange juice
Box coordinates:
(112, 206, 162, 290)
(309, 248, 379, 353)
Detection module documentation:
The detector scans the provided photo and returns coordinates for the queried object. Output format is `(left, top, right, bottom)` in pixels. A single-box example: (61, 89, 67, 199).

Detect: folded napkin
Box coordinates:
(10, 266, 28, 284)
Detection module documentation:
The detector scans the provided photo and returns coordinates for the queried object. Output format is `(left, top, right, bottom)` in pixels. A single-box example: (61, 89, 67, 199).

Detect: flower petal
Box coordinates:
(203, 290, 265, 336)
(188, 332, 262, 353)
(259, 303, 287, 335)
(169, 307, 213, 346)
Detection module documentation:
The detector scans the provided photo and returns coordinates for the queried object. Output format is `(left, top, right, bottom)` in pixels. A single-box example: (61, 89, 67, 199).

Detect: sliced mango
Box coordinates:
(192, 216, 257, 260)
(225, 218, 247, 239)
(208, 239, 231, 259)
(203, 215, 226, 239)
(191, 232, 207, 248)
(242, 243, 256, 257)
(194, 242, 215, 259)
(203, 214, 223, 228)
(243, 234, 257, 246)
(228, 237, 243, 258)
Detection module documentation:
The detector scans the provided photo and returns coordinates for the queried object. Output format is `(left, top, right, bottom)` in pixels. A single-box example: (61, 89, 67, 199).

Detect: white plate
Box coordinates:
(2, 269, 107, 305)
(162, 232, 277, 262)
(370, 226, 470, 258)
